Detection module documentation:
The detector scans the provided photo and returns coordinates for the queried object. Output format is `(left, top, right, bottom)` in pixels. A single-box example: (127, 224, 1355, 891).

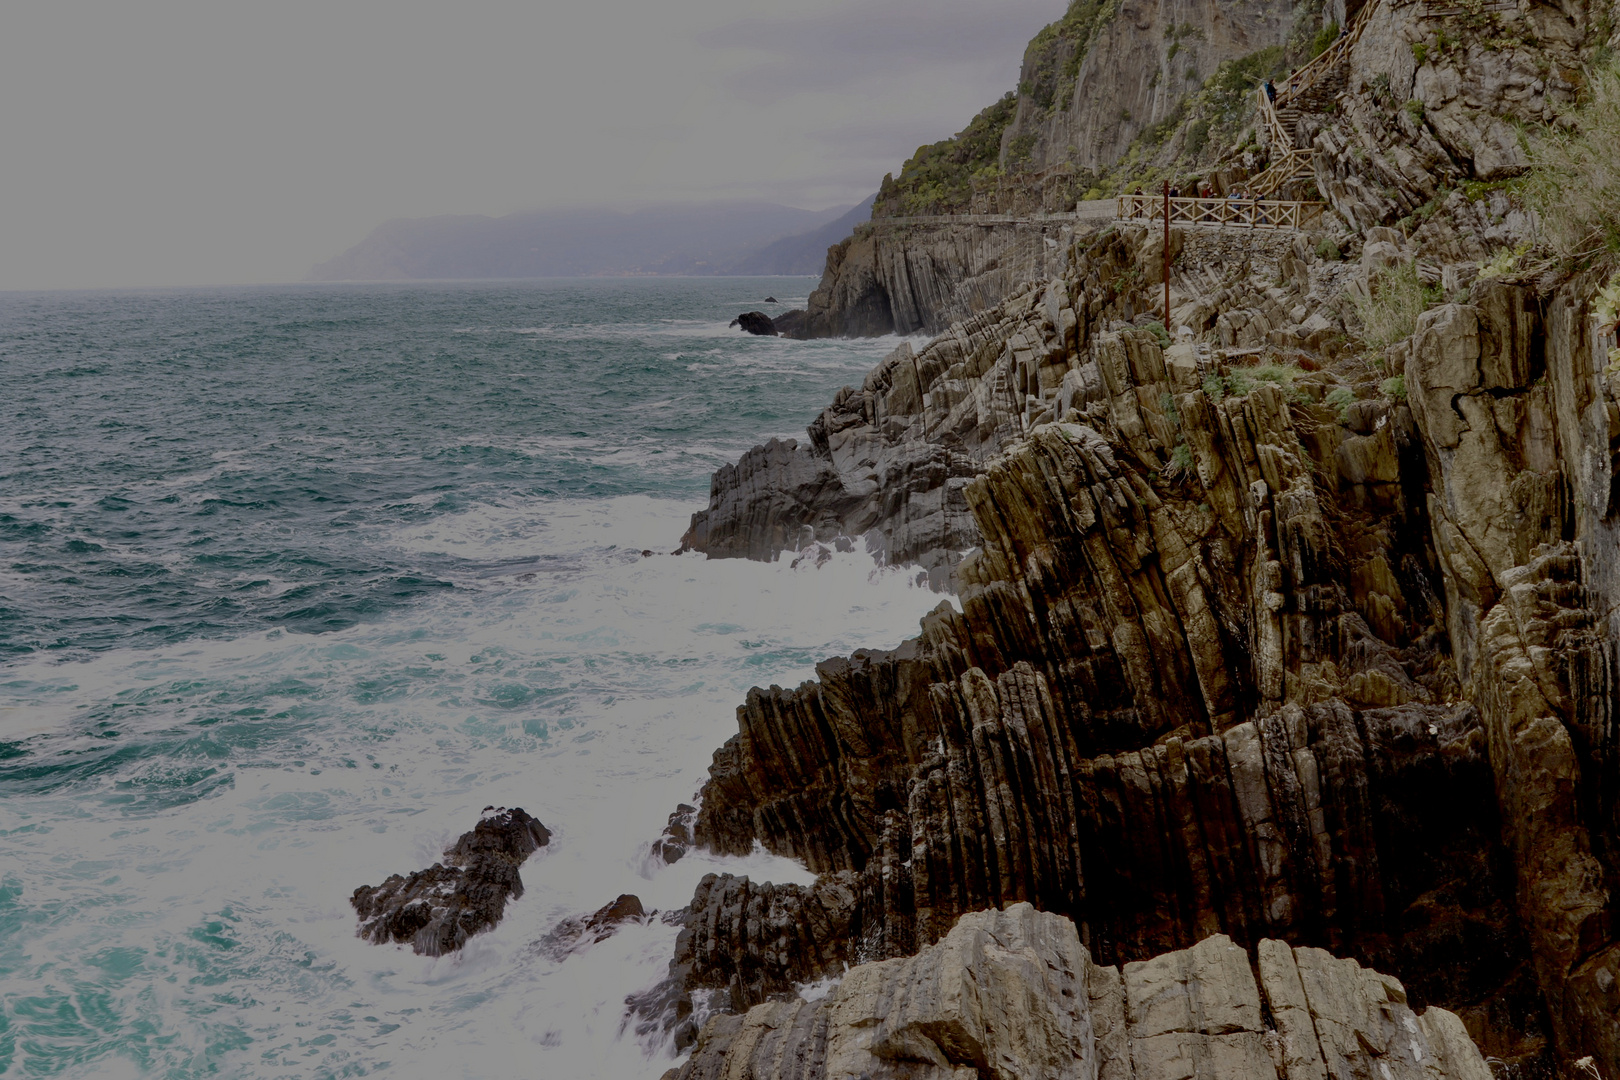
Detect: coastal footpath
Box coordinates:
(651, 0, 1620, 1073)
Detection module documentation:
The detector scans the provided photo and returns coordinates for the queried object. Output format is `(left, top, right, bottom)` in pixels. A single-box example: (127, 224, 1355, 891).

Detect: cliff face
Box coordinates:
(672, 906, 1497, 1080)
(688, 225, 1358, 586)
(666, 226, 1620, 1078)
(792, 0, 1328, 340)
(797, 218, 1082, 340)
(1001, 0, 1302, 180)
(659, 0, 1620, 1075)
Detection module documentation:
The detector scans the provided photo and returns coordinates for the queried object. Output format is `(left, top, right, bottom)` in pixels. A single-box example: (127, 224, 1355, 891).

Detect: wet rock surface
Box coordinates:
(666, 229, 1620, 1075)
(730, 311, 777, 336)
(350, 807, 550, 956)
(540, 893, 653, 959)
(659, 0, 1620, 1073)
(670, 904, 1494, 1080)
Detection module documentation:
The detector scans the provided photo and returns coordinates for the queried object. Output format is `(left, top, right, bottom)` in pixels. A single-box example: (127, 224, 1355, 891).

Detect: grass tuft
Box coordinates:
(1527, 61, 1620, 259)
(1351, 261, 1440, 348)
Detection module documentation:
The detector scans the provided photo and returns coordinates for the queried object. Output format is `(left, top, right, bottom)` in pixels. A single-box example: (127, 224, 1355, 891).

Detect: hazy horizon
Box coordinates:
(1, 0, 1064, 290)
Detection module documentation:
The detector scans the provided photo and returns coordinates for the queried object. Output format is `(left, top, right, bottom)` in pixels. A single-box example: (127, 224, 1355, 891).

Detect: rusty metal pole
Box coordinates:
(1162, 179, 1171, 332)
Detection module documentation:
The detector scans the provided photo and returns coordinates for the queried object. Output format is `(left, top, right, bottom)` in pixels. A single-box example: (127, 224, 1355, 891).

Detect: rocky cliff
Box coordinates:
(657, 0, 1620, 1075)
(666, 218, 1618, 1075)
(795, 217, 1082, 340)
(792, 0, 1336, 339)
(669, 904, 1496, 1080)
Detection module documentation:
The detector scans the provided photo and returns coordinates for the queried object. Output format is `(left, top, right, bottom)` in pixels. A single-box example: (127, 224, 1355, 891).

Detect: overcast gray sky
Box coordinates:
(0, 0, 1062, 289)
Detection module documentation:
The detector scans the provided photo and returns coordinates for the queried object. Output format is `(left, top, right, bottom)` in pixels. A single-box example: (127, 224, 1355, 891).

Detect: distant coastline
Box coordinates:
(307, 196, 873, 282)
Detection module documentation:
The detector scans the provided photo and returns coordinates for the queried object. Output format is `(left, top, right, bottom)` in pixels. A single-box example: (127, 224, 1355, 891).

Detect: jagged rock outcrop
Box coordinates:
(798, 218, 1082, 339)
(731, 312, 778, 336)
(1401, 284, 1620, 1071)
(1311, 0, 1580, 232)
(662, 0, 1620, 1071)
(539, 893, 653, 959)
(679, 349, 1543, 1051)
(350, 807, 550, 956)
(668, 904, 1494, 1080)
(687, 225, 1361, 584)
(666, 202, 1620, 1072)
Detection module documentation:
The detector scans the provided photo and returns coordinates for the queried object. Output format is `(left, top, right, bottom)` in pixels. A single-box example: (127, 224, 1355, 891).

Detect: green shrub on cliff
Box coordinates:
(1325, 384, 1356, 421)
(876, 0, 1120, 215)
(1203, 362, 1305, 401)
(1352, 261, 1439, 347)
(1528, 61, 1620, 258)
(1021, 0, 1118, 118)
(1307, 21, 1339, 60)
(1207, 46, 1286, 129)
(876, 94, 1018, 215)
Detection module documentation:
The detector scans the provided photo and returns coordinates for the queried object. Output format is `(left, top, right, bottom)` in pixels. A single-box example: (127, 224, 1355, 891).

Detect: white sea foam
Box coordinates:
(0, 494, 940, 1079)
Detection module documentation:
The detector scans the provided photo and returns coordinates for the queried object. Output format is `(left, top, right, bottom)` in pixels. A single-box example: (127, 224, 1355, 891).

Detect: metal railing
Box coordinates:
(1115, 193, 1327, 231)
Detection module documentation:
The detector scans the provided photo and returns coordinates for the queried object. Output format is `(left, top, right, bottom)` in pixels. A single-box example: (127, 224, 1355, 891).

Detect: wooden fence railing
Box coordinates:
(1115, 193, 1326, 231)
(1248, 0, 1378, 196)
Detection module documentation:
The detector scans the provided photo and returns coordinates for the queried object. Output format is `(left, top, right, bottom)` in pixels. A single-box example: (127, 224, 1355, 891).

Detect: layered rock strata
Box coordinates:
(667, 5, 1620, 1067)
(350, 806, 550, 956)
(666, 214, 1620, 1072)
(793, 218, 1082, 339)
(688, 225, 1365, 585)
(668, 904, 1493, 1080)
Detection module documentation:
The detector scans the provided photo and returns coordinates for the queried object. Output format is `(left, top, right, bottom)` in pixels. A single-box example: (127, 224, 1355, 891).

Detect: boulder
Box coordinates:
(771, 308, 808, 338)
(540, 893, 652, 958)
(673, 908, 1494, 1080)
(730, 311, 778, 336)
(350, 806, 550, 956)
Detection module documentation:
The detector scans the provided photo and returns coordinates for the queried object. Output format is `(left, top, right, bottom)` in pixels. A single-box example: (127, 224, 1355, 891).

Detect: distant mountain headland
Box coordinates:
(306, 197, 874, 281)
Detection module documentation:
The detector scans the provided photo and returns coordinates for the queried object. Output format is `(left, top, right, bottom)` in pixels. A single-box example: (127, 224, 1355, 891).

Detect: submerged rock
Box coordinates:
(540, 893, 652, 959)
(729, 311, 777, 336)
(646, 802, 698, 866)
(350, 806, 550, 956)
(673, 904, 1493, 1080)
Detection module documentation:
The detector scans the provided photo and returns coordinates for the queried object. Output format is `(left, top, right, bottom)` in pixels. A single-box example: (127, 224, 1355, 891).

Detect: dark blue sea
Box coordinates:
(0, 279, 934, 1079)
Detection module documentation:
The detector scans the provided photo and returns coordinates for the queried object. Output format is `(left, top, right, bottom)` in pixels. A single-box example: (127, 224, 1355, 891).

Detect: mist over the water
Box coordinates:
(0, 278, 940, 1078)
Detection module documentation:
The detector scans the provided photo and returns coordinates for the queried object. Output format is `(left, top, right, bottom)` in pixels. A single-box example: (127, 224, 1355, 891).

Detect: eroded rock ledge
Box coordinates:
(658, 244, 1620, 1076)
(667, 19, 1620, 1065)
(668, 904, 1493, 1080)
(351, 806, 550, 956)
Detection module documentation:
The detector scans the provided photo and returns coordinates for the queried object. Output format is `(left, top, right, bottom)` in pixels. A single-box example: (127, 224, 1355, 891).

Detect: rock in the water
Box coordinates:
(763, 296, 777, 303)
(646, 802, 697, 866)
(350, 806, 550, 956)
(674, 905, 1494, 1080)
(540, 893, 651, 958)
(729, 311, 777, 336)
(770, 308, 807, 338)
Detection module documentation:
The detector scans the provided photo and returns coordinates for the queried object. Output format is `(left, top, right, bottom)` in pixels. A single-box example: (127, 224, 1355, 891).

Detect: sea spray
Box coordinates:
(0, 280, 938, 1078)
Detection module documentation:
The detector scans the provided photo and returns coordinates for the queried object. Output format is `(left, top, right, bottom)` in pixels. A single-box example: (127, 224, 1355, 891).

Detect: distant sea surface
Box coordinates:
(0, 279, 936, 1079)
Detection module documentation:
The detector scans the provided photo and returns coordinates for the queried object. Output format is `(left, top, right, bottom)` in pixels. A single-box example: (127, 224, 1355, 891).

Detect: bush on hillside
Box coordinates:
(876, 94, 1018, 215)
(1528, 61, 1620, 258)
(1021, 0, 1117, 117)
(1352, 260, 1439, 347)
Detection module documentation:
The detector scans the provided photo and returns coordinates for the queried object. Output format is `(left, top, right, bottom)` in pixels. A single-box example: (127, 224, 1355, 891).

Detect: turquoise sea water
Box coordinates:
(0, 279, 937, 1078)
